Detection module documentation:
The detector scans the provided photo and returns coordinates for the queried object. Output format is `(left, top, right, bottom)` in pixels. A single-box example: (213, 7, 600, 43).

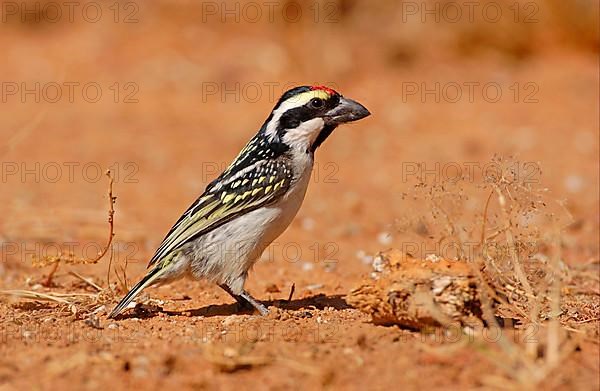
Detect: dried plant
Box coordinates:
(31, 170, 116, 286)
(391, 155, 593, 387)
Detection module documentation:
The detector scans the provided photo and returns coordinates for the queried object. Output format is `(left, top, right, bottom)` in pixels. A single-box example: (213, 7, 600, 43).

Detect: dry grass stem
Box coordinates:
(31, 170, 117, 286)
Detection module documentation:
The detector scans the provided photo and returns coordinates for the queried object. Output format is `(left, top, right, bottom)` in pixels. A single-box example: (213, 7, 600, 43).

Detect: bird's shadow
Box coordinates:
(114, 293, 350, 320)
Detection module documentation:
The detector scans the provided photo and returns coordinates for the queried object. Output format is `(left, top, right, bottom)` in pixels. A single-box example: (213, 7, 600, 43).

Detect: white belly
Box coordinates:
(186, 156, 313, 293)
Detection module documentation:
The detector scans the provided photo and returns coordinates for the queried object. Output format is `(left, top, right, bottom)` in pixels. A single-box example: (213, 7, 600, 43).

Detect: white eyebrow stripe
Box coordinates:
(264, 90, 330, 142)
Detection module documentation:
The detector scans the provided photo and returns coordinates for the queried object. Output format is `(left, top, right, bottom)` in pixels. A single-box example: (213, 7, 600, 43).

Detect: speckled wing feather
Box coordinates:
(147, 159, 293, 268)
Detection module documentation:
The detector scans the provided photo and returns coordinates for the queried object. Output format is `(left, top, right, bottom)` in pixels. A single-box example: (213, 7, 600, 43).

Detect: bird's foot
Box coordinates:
(219, 284, 269, 316)
(239, 290, 270, 316)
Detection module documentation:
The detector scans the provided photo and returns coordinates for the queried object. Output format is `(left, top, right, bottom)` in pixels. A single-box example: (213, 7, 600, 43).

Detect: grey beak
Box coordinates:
(324, 97, 370, 126)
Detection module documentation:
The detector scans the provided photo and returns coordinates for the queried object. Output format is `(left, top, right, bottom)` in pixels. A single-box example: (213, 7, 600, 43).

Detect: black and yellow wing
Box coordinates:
(147, 159, 293, 268)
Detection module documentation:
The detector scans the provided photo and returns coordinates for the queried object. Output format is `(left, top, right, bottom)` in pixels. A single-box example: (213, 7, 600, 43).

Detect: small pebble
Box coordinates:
(377, 232, 393, 246)
(93, 305, 106, 314)
(426, 254, 441, 263)
(372, 255, 386, 273)
(305, 283, 324, 291)
(296, 311, 313, 318)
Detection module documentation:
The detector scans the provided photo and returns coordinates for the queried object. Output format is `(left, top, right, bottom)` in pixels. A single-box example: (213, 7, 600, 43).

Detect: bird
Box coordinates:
(108, 85, 370, 318)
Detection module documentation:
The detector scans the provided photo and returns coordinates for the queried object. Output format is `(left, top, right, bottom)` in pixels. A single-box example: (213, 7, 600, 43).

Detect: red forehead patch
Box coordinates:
(310, 85, 337, 96)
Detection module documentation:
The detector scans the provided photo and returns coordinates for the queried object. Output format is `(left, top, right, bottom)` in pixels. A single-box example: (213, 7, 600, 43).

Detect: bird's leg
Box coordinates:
(239, 290, 269, 316)
(218, 284, 255, 312)
(219, 284, 269, 315)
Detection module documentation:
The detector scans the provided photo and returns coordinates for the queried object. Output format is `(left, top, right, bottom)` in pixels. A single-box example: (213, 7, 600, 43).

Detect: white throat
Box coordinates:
(281, 117, 325, 153)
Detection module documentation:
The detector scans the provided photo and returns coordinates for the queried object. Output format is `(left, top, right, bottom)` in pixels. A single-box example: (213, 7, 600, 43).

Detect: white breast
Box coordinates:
(188, 152, 314, 293)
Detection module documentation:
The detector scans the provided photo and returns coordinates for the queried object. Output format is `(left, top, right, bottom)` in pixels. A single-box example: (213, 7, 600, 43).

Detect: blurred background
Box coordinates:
(1, 0, 598, 276)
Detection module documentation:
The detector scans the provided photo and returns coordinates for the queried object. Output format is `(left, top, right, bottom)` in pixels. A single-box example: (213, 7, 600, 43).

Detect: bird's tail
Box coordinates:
(108, 266, 165, 319)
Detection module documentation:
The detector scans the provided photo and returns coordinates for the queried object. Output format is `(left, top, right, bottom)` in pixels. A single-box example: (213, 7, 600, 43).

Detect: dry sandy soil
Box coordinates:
(0, 1, 598, 390)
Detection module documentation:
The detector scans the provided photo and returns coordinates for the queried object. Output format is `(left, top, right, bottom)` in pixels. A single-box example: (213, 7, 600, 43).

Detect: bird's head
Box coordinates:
(262, 85, 370, 153)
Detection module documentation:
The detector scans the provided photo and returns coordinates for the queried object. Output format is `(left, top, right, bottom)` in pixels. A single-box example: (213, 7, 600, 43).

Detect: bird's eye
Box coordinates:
(310, 98, 324, 108)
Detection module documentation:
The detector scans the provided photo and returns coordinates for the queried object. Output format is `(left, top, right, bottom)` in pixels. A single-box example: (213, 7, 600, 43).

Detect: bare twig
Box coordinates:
(287, 283, 296, 302)
(68, 271, 103, 292)
(546, 226, 562, 367)
(492, 184, 534, 298)
(44, 261, 60, 287)
(479, 189, 495, 248)
(123, 256, 129, 291)
(0, 290, 96, 303)
(93, 170, 116, 263)
(106, 244, 114, 292)
(32, 170, 117, 285)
